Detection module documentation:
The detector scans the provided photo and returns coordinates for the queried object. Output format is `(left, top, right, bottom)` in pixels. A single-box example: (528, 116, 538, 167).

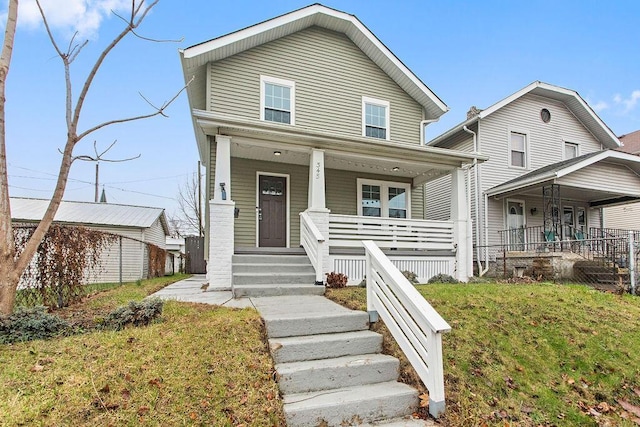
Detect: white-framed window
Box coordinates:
(260, 75, 295, 125)
(509, 131, 528, 168)
(357, 178, 410, 218)
(362, 96, 390, 140)
(564, 141, 579, 159)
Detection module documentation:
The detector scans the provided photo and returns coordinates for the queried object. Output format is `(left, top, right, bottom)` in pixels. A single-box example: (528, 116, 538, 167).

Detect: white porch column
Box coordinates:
(306, 149, 331, 278)
(450, 168, 470, 282)
(208, 135, 235, 288)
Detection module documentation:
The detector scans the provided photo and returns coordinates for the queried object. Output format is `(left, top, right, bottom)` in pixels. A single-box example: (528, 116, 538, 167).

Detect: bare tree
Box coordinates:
(175, 170, 205, 237)
(0, 0, 190, 315)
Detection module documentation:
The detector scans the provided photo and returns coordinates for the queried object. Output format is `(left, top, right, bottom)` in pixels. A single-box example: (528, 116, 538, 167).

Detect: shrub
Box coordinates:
(427, 273, 459, 284)
(0, 306, 72, 344)
(101, 298, 164, 331)
(326, 272, 348, 289)
(401, 270, 419, 285)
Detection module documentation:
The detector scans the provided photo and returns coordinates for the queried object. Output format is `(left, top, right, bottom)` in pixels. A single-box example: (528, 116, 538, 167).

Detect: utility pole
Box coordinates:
(75, 141, 140, 202)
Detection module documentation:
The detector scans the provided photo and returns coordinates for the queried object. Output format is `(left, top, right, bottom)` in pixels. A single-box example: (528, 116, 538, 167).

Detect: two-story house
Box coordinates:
(179, 4, 484, 289)
(425, 81, 640, 278)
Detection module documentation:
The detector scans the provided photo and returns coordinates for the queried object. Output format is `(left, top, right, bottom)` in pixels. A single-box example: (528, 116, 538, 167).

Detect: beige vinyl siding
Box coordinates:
(558, 162, 640, 196)
(603, 203, 640, 230)
(478, 94, 602, 194)
(425, 174, 451, 221)
(208, 26, 423, 143)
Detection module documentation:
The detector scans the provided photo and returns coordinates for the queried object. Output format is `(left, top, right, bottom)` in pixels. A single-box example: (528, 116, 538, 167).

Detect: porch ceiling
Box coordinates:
(196, 110, 487, 186)
(493, 181, 640, 207)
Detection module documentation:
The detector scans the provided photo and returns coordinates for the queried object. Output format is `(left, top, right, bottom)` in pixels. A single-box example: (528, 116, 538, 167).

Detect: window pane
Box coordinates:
(388, 187, 406, 209)
(362, 184, 381, 217)
(389, 209, 406, 219)
(511, 133, 525, 151)
(511, 151, 525, 167)
(364, 102, 387, 139)
(264, 82, 291, 124)
(565, 143, 577, 159)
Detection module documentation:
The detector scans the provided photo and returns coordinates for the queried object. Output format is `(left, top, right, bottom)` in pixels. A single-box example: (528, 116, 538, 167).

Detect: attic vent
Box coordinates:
(541, 108, 551, 123)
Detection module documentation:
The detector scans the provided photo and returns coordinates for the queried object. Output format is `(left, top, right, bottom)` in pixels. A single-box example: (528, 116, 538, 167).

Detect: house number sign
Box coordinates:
(315, 161, 321, 179)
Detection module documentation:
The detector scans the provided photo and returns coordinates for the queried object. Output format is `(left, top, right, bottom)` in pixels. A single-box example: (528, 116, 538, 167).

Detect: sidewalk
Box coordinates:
(150, 275, 253, 308)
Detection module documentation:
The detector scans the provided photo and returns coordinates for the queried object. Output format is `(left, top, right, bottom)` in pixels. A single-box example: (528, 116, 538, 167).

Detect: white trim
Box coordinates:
(362, 96, 390, 140)
(255, 171, 291, 248)
(508, 128, 529, 169)
(563, 141, 579, 160)
(357, 178, 411, 219)
(260, 75, 296, 125)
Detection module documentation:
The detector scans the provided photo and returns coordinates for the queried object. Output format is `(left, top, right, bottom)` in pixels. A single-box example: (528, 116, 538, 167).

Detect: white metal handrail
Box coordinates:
(300, 212, 325, 284)
(363, 240, 451, 418)
(330, 214, 454, 250)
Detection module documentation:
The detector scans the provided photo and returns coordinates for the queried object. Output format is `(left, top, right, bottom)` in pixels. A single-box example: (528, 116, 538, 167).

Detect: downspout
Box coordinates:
(420, 118, 439, 146)
(463, 125, 488, 275)
(421, 118, 439, 218)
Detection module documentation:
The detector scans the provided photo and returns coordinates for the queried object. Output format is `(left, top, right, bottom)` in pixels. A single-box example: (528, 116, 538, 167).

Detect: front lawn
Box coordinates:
(0, 276, 284, 426)
(327, 283, 640, 426)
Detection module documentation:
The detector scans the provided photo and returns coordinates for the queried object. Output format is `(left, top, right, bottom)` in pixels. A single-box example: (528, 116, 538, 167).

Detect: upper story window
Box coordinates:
(564, 142, 579, 159)
(260, 75, 295, 125)
(362, 96, 390, 140)
(509, 131, 527, 168)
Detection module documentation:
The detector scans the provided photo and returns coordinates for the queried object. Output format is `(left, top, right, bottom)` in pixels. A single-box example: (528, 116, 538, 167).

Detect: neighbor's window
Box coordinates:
(510, 131, 527, 168)
(260, 76, 295, 125)
(564, 142, 579, 159)
(362, 96, 390, 140)
(358, 179, 410, 218)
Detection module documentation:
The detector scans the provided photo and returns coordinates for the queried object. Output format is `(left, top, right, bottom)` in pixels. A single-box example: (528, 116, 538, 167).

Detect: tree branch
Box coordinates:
(77, 77, 192, 140)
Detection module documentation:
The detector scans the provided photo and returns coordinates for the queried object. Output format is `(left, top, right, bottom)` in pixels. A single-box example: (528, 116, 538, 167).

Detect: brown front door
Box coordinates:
(258, 175, 287, 247)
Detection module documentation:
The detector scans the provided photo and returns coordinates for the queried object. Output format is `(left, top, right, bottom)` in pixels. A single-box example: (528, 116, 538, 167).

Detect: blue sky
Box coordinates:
(3, 0, 639, 221)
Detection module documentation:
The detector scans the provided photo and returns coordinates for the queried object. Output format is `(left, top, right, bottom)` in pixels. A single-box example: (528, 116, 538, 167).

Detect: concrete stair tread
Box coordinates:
(283, 381, 418, 426)
(233, 284, 325, 298)
(270, 330, 382, 363)
(276, 354, 399, 394)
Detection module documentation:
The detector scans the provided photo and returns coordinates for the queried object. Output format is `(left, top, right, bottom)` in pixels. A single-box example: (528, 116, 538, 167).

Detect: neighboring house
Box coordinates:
(425, 81, 640, 277)
(602, 129, 640, 230)
(179, 4, 484, 285)
(165, 236, 186, 275)
(11, 197, 169, 283)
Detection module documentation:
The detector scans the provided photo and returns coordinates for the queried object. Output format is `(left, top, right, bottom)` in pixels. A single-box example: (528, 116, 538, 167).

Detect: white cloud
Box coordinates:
(591, 100, 609, 112)
(613, 90, 640, 112)
(18, 0, 131, 39)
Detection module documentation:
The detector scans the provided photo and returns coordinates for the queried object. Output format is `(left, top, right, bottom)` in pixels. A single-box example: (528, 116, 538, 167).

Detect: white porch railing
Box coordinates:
(300, 212, 325, 284)
(363, 240, 451, 418)
(330, 214, 454, 250)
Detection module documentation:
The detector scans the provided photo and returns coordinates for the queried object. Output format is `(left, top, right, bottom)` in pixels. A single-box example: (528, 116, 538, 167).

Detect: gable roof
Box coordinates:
(486, 150, 640, 197)
(11, 198, 169, 234)
(618, 129, 640, 154)
(427, 81, 620, 149)
(179, 3, 448, 119)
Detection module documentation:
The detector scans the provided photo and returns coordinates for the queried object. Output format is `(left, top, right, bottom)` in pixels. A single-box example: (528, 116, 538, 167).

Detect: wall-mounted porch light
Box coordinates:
(273, 151, 282, 156)
(392, 166, 400, 172)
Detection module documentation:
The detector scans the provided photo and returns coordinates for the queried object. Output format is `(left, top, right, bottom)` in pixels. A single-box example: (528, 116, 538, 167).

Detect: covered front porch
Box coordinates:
(485, 150, 640, 286)
(200, 114, 485, 286)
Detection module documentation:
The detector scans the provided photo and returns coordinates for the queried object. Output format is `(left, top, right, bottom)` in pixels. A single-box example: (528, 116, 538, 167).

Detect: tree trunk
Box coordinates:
(0, 0, 19, 316)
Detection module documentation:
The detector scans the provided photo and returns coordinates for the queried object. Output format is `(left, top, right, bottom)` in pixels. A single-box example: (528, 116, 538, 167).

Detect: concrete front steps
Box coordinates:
(232, 253, 324, 298)
(252, 295, 426, 426)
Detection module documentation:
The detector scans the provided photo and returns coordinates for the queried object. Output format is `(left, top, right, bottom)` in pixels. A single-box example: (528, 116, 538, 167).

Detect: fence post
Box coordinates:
(629, 231, 636, 295)
(119, 236, 123, 285)
(364, 244, 378, 323)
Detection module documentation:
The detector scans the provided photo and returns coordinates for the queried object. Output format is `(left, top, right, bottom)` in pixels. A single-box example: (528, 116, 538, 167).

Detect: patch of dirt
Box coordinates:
(54, 292, 114, 330)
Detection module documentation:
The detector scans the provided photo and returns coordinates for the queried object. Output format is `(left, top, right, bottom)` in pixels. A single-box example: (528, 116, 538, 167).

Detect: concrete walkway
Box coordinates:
(150, 275, 253, 308)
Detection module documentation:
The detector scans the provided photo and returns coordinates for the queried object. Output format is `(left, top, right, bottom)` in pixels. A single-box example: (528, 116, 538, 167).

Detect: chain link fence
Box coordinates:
(475, 232, 640, 295)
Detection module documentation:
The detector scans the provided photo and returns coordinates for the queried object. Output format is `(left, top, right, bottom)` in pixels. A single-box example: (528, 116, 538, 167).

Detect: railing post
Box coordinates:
(427, 331, 446, 418)
(364, 245, 378, 323)
(629, 231, 636, 295)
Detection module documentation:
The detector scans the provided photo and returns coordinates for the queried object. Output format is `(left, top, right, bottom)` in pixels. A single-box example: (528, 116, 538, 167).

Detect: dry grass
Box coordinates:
(327, 283, 640, 426)
(1, 277, 284, 426)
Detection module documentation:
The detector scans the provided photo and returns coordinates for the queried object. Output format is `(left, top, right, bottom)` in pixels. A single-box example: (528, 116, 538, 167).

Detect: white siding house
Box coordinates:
(11, 198, 170, 283)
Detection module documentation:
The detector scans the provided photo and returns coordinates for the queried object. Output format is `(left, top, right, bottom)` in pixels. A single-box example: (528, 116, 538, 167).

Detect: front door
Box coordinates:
(507, 200, 525, 250)
(258, 175, 287, 247)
